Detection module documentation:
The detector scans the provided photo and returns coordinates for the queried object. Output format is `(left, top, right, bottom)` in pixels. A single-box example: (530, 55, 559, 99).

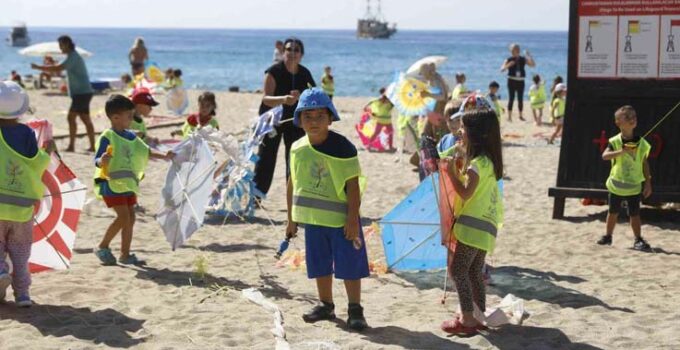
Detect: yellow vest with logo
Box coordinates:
(290, 136, 365, 228)
(0, 132, 50, 222)
(551, 97, 565, 119)
(454, 156, 503, 254)
(369, 99, 393, 125)
(606, 134, 650, 196)
(451, 84, 467, 100)
(321, 74, 335, 95)
(181, 118, 219, 139)
(529, 83, 546, 109)
(93, 129, 149, 197)
(130, 115, 147, 137)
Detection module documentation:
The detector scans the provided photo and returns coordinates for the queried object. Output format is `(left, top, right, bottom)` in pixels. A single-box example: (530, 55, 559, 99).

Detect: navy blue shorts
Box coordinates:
(304, 224, 370, 280)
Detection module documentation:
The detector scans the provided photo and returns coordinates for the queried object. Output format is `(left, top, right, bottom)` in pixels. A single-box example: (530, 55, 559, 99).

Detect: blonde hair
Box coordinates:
(132, 37, 146, 49)
(444, 99, 463, 119)
(615, 105, 636, 121)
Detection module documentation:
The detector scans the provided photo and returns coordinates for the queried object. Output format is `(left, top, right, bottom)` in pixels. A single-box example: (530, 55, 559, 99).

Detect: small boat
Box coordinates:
(357, 0, 397, 39)
(7, 23, 30, 47)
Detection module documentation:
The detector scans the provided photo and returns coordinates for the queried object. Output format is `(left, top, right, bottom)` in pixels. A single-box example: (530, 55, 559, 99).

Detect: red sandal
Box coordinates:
(440, 319, 479, 336)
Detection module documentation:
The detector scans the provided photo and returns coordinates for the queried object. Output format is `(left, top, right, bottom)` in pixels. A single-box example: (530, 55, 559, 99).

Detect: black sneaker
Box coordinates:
(347, 303, 368, 331)
(597, 235, 612, 246)
(633, 238, 652, 252)
(302, 302, 335, 323)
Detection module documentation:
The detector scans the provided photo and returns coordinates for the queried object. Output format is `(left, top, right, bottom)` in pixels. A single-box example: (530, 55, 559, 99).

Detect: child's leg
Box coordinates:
(532, 109, 539, 124)
(630, 215, 642, 239)
(343, 279, 361, 304)
(6, 221, 33, 297)
(99, 204, 129, 249)
(120, 204, 136, 258)
(606, 212, 618, 235)
(537, 108, 543, 125)
(316, 275, 334, 304)
(452, 243, 480, 326)
(468, 248, 487, 314)
(0, 222, 10, 272)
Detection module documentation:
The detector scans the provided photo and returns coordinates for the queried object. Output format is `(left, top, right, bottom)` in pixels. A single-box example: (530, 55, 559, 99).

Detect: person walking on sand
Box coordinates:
(253, 37, 316, 203)
(285, 88, 369, 331)
(129, 37, 149, 76)
(440, 107, 503, 336)
(31, 35, 96, 152)
(500, 43, 535, 122)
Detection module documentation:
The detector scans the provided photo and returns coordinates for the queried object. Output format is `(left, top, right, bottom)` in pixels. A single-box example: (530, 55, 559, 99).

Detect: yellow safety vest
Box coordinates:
(0, 132, 50, 222)
(369, 99, 393, 125)
(93, 129, 149, 197)
(551, 98, 565, 119)
(181, 118, 219, 139)
(290, 136, 365, 228)
(451, 84, 467, 100)
(130, 115, 147, 137)
(529, 83, 546, 109)
(321, 74, 335, 95)
(454, 156, 503, 254)
(606, 134, 650, 196)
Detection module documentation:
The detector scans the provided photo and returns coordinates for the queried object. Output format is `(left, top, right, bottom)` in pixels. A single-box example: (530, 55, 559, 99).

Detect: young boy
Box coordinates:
(598, 105, 652, 252)
(94, 95, 173, 265)
(130, 88, 160, 146)
(320, 66, 335, 100)
(486, 81, 504, 121)
(285, 88, 369, 331)
(437, 99, 463, 158)
(548, 83, 566, 144)
(0, 81, 54, 307)
(528, 74, 546, 126)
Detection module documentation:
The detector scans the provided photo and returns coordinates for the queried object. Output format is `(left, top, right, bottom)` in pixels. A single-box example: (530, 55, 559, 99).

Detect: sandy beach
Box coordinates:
(0, 88, 678, 350)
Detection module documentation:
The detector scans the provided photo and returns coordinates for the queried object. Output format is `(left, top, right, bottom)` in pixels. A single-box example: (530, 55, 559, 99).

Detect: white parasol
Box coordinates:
(19, 42, 93, 58)
(405, 55, 447, 76)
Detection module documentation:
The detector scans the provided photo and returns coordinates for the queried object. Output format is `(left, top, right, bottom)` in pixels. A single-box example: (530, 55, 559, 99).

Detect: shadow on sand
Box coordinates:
(562, 208, 680, 230)
(0, 303, 145, 348)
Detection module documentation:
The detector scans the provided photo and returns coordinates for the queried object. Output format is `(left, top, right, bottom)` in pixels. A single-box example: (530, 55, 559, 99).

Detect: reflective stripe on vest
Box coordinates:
(610, 179, 638, 189)
(0, 193, 37, 207)
(293, 195, 348, 213)
(457, 215, 498, 238)
(109, 170, 139, 183)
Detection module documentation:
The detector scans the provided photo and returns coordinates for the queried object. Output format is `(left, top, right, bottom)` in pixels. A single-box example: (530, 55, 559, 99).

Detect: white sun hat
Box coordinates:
(0, 81, 30, 119)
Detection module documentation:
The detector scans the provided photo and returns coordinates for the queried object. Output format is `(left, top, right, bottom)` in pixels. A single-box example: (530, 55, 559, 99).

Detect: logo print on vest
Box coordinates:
(3, 160, 25, 193)
(309, 160, 330, 191)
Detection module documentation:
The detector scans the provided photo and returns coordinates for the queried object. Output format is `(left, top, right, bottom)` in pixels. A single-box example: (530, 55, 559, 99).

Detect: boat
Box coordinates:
(7, 23, 30, 47)
(357, 0, 397, 39)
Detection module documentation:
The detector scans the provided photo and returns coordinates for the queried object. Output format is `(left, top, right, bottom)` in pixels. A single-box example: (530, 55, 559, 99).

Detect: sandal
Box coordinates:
(119, 254, 144, 265)
(94, 248, 117, 266)
(441, 319, 479, 336)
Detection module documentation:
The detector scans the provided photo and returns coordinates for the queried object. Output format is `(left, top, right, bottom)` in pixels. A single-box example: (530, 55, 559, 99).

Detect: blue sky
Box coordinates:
(2, 0, 569, 31)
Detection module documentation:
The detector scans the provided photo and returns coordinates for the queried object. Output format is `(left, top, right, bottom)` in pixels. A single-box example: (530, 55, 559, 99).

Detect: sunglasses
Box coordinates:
(285, 47, 301, 53)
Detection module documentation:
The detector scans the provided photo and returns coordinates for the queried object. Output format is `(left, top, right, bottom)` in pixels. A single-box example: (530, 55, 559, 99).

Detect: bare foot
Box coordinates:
(85, 147, 95, 153)
(65, 146, 75, 152)
(519, 116, 526, 121)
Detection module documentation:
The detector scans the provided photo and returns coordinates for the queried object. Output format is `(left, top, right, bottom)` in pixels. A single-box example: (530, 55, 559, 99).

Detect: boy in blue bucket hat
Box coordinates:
(285, 87, 370, 331)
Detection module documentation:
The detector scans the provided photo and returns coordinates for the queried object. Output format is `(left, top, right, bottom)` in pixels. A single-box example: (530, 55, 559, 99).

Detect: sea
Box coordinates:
(2, 27, 567, 97)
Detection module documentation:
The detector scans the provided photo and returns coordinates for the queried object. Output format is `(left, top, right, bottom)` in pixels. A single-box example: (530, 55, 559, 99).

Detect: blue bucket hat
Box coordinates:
(293, 87, 340, 127)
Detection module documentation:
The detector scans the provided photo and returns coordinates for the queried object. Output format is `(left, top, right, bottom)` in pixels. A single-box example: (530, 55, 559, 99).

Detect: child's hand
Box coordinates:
(165, 151, 175, 160)
(284, 94, 299, 105)
(344, 219, 359, 242)
(100, 153, 112, 166)
(643, 182, 652, 198)
(622, 147, 636, 157)
(43, 140, 57, 154)
(285, 221, 298, 239)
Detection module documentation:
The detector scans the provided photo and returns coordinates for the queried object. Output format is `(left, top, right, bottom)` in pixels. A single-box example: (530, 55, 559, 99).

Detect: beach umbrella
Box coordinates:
(387, 73, 438, 116)
(166, 87, 189, 115)
(19, 42, 93, 58)
(156, 132, 217, 250)
(25, 119, 87, 273)
(406, 55, 447, 76)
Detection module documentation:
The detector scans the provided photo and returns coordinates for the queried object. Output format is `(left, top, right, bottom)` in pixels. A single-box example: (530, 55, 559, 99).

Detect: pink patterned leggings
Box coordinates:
(0, 220, 33, 296)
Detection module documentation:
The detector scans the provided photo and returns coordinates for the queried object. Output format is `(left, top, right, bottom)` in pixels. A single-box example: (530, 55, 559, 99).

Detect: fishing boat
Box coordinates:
(7, 23, 30, 47)
(357, 0, 397, 39)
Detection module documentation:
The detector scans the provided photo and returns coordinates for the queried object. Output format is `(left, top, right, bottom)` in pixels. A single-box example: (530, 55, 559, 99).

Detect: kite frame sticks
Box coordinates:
(641, 100, 680, 139)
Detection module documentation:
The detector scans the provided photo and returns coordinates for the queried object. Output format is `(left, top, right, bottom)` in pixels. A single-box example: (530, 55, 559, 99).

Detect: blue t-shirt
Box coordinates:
(94, 129, 137, 196)
(311, 130, 357, 159)
(1, 124, 38, 158)
(61, 51, 94, 96)
(437, 133, 458, 153)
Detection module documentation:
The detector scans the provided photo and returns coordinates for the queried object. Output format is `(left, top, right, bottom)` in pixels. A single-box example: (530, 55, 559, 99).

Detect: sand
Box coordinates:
(0, 88, 678, 350)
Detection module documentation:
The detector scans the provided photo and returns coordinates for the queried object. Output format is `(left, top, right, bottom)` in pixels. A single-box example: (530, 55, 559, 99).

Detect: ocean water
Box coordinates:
(2, 27, 567, 97)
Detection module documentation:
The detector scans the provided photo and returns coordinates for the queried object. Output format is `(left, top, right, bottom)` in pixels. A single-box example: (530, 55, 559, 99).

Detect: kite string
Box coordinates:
(642, 100, 680, 139)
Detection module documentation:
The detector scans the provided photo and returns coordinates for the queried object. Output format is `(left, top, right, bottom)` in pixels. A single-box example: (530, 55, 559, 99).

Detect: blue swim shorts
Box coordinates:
(304, 223, 370, 280)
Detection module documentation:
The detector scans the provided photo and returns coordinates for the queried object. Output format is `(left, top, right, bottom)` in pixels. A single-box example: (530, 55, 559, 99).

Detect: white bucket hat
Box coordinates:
(0, 81, 30, 119)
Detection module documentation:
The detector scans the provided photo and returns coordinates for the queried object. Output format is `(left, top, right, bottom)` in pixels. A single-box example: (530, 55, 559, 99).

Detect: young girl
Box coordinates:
(528, 74, 546, 126)
(441, 107, 503, 336)
(171, 91, 219, 138)
(451, 72, 468, 100)
(548, 83, 566, 144)
(0, 81, 54, 307)
(548, 76, 564, 124)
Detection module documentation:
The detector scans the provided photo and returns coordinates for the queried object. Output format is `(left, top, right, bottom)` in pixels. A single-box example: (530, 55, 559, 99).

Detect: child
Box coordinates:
(321, 66, 334, 100)
(361, 87, 394, 151)
(528, 74, 546, 126)
(0, 81, 54, 307)
(451, 72, 467, 100)
(549, 75, 564, 124)
(285, 87, 369, 331)
(441, 107, 503, 336)
(486, 81, 504, 121)
(93, 95, 173, 265)
(171, 91, 219, 138)
(120, 73, 134, 90)
(548, 83, 566, 144)
(597, 106, 652, 252)
(130, 88, 160, 146)
(172, 69, 183, 88)
(437, 99, 462, 158)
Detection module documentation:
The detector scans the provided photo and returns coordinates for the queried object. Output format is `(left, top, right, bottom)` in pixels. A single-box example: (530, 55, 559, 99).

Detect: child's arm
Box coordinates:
(285, 177, 298, 239)
(344, 177, 361, 242)
(447, 161, 479, 200)
(149, 149, 174, 160)
(602, 145, 632, 161)
(643, 158, 652, 198)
